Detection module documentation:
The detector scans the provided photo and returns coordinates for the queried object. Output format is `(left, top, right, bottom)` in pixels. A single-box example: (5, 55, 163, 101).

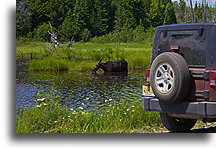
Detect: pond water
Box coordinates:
(16, 59, 146, 112)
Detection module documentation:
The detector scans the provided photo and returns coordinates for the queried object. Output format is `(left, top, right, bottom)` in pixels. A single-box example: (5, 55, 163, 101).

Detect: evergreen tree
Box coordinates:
(114, 0, 137, 30)
(16, 0, 216, 41)
(71, 0, 87, 40)
(91, 0, 115, 36)
(60, 10, 75, 41)
(177, 0, 187, 23)
(163, 2, 177, 25)
(147, 0, 166, 27)
(194, 2, 203, 22)
(56, 0, 76, 27)
(61, 0, 93, 41)
(132, 0, 151, 29)
(189, 0, 194, 23)
(16, 0, 32, 38)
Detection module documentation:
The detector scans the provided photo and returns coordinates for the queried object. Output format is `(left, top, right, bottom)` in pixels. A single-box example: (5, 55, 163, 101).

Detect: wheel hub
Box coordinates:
(155, 63, 174, 93)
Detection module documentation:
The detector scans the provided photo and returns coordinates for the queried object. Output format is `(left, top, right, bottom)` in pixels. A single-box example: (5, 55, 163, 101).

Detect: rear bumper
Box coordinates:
(143, 97, 216, 119)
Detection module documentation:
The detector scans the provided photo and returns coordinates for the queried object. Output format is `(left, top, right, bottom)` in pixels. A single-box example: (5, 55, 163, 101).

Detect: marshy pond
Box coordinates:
(16, 59, 146, 113)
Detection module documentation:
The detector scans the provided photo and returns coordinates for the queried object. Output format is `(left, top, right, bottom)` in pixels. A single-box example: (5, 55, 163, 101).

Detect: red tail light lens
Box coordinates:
(170, 45, 180, 50)
(209, 71, 216, 87)
(146, 69, 151, 83)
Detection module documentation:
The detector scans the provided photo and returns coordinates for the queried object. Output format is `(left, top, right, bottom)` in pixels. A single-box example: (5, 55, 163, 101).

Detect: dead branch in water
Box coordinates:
(47, 22, 74, 51)
(47, 22, 61, 50)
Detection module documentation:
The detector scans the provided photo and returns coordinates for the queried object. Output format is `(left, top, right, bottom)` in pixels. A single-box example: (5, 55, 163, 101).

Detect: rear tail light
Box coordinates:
(170, 45, 180, 50)
(209, 71, 216, 87)
(146, 69, 151, 83)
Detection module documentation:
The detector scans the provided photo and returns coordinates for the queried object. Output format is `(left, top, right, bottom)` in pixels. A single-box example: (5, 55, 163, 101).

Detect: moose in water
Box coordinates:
(92, 59, 128, 73)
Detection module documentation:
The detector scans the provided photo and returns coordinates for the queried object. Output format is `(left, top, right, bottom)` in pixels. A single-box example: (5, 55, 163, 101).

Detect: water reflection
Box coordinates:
(16, 60, 146, 112)
(92, 72, 128, 81)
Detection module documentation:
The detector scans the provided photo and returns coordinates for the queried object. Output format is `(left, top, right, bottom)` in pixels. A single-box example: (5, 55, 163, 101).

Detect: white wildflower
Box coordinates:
(54, 121, 57, 123)
(68, 116, 71, 118)
(132, 110, 135, 112)
(86, 98, 90, 100)
(109, 99, 113, 101)
(36, 105, 41, 107)
(37, 98, 45, 101)
(124, 113, 127, 115)
(70, 108, 74, 111)
(127, 109, 130, 111)
(81, 103, 85, 105)
(105, 100, 108, 102)
(78, 107, 83, 110)
(132, 106, 135, 108)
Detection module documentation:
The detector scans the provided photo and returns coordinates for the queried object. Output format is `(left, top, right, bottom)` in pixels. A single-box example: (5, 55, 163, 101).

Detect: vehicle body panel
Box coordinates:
(151, 23, 216, 70)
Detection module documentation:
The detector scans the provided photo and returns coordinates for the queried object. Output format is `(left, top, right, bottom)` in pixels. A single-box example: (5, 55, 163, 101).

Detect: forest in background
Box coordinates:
(16, 0, 216, 43)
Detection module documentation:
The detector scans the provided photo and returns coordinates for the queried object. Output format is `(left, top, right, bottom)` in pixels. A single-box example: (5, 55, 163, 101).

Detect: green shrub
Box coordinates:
(32, 23, 52, 42)
(142, 26, 156, 45)
(81, 29, 92, 42)
(91, 27, 133, 43)
(91, 27, 155, 44)
(132, 25, 146, 43)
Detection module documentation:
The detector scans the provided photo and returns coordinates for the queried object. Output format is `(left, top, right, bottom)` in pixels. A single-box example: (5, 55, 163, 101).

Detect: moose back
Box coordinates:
(92, 59, 128, 73)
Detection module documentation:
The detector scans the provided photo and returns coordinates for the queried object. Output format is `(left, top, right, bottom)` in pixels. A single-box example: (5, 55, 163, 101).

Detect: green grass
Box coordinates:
(29, 58, 96, 72)
(16, 88, 163, 133)
(16, 87, 215, 133)
(16, 41, 50, 58)
(16, 41, 152, 71)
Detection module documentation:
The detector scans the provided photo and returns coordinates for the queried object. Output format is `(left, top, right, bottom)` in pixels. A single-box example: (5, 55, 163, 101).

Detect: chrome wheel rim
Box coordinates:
(154, 63, 174, 93)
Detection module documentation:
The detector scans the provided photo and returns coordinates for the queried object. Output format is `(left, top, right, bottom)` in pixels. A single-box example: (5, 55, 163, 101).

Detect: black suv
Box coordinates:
(142, 23, 216, 132)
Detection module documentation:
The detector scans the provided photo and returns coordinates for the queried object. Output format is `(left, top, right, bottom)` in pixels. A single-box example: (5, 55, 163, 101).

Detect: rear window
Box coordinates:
(158, 29, 206, 67)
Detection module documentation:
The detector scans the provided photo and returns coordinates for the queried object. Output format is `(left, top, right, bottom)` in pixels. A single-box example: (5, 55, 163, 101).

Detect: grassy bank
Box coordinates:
(16, 42, 152, 71)
(16, 88, 163, 133)
(16, 88, 216, 133)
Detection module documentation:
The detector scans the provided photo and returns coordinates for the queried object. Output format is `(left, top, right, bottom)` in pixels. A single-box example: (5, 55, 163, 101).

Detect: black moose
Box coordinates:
(92, 59, 128, 73)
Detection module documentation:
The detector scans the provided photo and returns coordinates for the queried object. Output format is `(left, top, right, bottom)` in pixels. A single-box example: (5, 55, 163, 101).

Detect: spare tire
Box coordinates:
(150, 52, 191, 104)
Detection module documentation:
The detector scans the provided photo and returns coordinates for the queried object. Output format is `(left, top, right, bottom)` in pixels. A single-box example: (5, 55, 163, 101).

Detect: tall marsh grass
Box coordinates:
(29, 58, 97, 72)
(16, 41, 50, 58)
(17, 42, 152, 71)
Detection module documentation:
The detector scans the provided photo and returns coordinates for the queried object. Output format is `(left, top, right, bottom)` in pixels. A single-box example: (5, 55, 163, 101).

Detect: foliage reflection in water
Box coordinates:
(16, 60, 146, 113)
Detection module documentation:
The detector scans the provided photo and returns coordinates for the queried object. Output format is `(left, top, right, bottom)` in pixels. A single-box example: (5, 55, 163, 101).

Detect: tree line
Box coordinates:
(16, 0, 215, 42)
(174, 0, 215, 23)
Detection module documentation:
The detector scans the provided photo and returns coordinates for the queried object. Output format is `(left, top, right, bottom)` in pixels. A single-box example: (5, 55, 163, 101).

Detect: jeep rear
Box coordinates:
(142, 23, 216, 132)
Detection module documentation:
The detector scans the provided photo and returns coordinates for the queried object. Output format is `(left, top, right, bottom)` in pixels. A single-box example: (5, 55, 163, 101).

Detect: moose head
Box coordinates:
(92, 59, 106, 73)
